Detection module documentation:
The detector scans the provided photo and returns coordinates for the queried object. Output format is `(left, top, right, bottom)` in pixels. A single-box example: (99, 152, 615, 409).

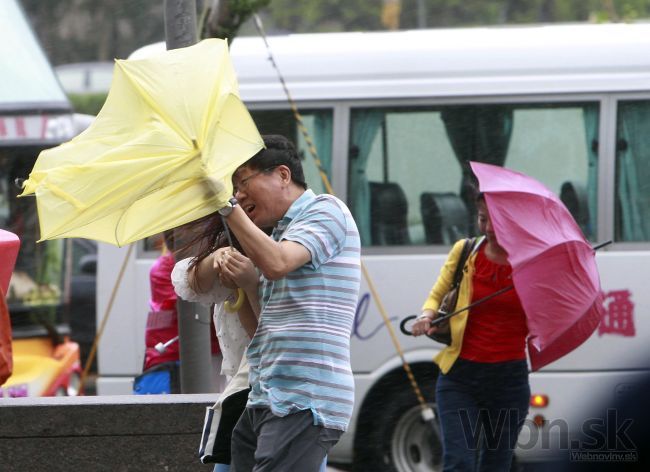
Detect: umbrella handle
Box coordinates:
(224, 288, 246, 313)
(400, 315, 417, 336)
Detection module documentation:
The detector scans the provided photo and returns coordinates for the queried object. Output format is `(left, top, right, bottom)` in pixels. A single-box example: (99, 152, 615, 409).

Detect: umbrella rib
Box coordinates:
(217, 119, 267, 145)
(40, 152, 204, 243)
(112, 168, 221, 245)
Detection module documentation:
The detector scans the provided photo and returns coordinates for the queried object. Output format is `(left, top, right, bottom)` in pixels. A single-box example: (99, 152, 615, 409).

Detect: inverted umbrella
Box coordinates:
(20, 39, 263, 246)
(470, 162, 604, 371)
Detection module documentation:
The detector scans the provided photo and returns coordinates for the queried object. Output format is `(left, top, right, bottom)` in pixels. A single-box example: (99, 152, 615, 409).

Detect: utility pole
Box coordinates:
(164, 0, 215, 394)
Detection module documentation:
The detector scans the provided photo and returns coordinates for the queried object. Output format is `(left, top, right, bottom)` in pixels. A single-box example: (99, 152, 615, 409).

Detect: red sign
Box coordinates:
(599, 289, 635, 337)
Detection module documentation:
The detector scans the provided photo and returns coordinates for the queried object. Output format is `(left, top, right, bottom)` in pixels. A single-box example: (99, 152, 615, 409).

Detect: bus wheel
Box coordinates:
(354, 366, 441, 472)
(391, 400, 443, 472)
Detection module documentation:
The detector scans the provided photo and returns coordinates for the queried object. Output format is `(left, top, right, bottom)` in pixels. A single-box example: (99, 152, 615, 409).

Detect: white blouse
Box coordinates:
(171, 257, 250, 379)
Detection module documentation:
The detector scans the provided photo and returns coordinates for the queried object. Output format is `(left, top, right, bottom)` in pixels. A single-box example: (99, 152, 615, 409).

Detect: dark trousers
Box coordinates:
(436, 358, 530, 472)
(230, 407, 342, 472)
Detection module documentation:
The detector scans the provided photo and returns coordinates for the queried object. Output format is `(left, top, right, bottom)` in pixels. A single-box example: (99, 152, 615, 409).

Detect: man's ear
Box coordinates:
(277, 165, 292, 184)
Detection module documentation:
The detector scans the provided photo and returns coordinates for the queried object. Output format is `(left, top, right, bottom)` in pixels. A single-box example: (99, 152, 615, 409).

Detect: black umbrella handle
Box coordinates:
(400, 285, 514, 337)
(400, 314, 451, 342)
(400, 315, 417, 336)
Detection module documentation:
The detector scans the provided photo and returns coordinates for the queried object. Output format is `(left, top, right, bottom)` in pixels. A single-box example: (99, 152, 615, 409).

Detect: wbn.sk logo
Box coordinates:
(457, 408, 638, 462)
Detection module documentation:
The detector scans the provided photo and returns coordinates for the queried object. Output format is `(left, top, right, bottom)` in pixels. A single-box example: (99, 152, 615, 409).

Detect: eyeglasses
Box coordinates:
(233, 166, 276, 195)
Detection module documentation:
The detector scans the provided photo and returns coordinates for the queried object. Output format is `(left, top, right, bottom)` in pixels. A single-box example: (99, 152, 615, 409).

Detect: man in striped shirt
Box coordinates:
(219, 135, 361, 471)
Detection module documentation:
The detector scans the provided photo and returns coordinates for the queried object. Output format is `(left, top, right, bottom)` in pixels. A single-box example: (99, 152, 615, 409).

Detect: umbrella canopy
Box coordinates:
(20, 38, 263, 246)
(470, 162, 604, 371)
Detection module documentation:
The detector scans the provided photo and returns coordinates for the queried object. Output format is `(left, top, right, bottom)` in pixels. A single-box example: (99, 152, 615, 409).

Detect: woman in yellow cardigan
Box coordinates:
(412, 194, 530, 472)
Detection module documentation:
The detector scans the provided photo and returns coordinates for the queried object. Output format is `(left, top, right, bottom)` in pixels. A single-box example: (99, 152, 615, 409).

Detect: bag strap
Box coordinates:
(450, 237, 477, 289)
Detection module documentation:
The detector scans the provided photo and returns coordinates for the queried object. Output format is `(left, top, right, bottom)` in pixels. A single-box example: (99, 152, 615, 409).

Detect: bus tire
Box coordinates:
(353, 364, 441, 472)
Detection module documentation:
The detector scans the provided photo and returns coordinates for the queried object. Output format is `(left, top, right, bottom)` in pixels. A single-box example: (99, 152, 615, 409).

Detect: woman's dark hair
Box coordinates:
(182, 212, 271, 272)
(184, 212, 239, 272)
(242, 135, 307, 190)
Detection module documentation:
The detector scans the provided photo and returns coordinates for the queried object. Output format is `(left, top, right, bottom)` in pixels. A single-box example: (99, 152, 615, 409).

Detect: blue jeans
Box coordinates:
(436, 358, 530, 472)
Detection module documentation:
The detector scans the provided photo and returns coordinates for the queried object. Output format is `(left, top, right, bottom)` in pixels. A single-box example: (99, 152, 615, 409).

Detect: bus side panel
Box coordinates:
(96, 243, 152, 394)
(520, 370, 648, 462)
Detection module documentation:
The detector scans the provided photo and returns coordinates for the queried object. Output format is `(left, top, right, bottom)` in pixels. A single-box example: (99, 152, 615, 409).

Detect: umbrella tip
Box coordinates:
(192, 139, 198, 150)
(593, 240, 613, 251)
(14, 178, 26, 189)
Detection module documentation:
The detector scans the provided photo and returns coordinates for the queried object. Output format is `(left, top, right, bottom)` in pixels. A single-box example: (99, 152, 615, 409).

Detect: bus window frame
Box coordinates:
(606, 93, 650, 247)
(246, 92, 650, 252)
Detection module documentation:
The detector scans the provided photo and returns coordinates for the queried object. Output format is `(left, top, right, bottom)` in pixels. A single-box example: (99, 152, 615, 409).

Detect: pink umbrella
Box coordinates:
(470, 162, 604, 371)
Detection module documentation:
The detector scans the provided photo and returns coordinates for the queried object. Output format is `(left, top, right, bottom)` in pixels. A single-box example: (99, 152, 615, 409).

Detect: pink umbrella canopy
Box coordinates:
(470, 162, 604, 371)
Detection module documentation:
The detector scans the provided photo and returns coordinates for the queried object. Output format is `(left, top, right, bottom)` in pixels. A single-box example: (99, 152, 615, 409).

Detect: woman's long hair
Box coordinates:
(170, 211, 243, 272)
(179, 211, 270, 272)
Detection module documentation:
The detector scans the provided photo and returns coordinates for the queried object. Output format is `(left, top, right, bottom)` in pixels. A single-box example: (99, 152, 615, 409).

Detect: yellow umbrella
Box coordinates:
(20, 38, 263, 246)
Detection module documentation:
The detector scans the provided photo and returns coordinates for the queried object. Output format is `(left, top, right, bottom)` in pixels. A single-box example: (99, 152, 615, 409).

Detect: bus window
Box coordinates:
(615, 100, 650, 242)
(348, 103, 598, 247)
(250, 109, 333, 195)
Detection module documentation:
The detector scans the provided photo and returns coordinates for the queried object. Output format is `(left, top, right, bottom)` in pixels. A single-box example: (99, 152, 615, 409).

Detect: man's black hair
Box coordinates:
(244, 135, 307, 190)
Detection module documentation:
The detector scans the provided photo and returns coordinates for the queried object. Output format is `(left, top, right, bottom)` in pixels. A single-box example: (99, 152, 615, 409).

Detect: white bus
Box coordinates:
(97, 23, 650, 470)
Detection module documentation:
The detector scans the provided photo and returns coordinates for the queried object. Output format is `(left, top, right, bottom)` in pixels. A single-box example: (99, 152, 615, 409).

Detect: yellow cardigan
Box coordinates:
(421, 237, 484, 374)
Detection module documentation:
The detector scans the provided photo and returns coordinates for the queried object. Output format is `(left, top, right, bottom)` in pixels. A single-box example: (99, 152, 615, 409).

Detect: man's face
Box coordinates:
(232, 165, 284, 228)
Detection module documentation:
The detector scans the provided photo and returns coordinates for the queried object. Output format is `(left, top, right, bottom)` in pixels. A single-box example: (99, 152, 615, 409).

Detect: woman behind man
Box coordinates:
(412, 193, 530, 472)
(172, 217, 259, 472)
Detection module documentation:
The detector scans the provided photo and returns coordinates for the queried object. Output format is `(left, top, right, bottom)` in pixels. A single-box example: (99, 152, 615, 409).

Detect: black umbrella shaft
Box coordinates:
(414, 240, 612, 329)
(430, 285, 514, 326)
(221, 215, 234, 248)
(593, 240, 612, 251)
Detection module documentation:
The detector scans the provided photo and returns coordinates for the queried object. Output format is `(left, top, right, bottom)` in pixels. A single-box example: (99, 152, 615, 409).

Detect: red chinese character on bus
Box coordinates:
(599, 290, 635, 337)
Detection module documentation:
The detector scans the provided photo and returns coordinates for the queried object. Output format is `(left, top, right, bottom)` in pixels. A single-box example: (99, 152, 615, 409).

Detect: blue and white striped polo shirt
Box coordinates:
(246, 189, 361, 431)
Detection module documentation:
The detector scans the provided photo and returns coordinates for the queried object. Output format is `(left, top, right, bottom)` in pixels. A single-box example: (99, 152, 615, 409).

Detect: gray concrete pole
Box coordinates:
(164, 0, 198, 49)
(164, 0, 214, 394)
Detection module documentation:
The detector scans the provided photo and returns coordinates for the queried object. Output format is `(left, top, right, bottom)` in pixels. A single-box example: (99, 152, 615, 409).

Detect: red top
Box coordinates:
(144, 252, 180, 369)
(144, 252, 221, 371)
(459, 245, 528, 363)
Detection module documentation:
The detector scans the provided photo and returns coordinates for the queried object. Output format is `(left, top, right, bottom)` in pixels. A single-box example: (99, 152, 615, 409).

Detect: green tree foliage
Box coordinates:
(68, 93, 109, 115)
(22, 0, 166, 64)
(20, 0, 650, 67)
(263, 0, 650, 32)
(260, 0, 382, 33)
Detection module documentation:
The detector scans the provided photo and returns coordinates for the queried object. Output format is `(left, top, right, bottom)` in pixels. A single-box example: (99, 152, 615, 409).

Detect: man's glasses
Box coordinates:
(233, 166, 277, 195)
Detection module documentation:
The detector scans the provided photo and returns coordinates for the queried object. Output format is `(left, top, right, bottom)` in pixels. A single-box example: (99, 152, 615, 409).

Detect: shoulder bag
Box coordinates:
(430, 237, 476, 345)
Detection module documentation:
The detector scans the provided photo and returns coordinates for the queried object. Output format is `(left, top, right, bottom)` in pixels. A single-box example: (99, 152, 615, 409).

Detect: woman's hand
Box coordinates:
(411, 310, 439, 337)
(220, 249, 258, 293)
(206, 246, 237, 289)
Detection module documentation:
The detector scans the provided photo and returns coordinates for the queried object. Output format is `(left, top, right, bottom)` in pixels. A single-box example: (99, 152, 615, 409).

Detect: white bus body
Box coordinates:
(98, 24, 650, 470)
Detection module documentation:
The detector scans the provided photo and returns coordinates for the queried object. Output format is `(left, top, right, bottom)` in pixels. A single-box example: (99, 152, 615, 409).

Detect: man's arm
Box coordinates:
(225, 206, 311, 280)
